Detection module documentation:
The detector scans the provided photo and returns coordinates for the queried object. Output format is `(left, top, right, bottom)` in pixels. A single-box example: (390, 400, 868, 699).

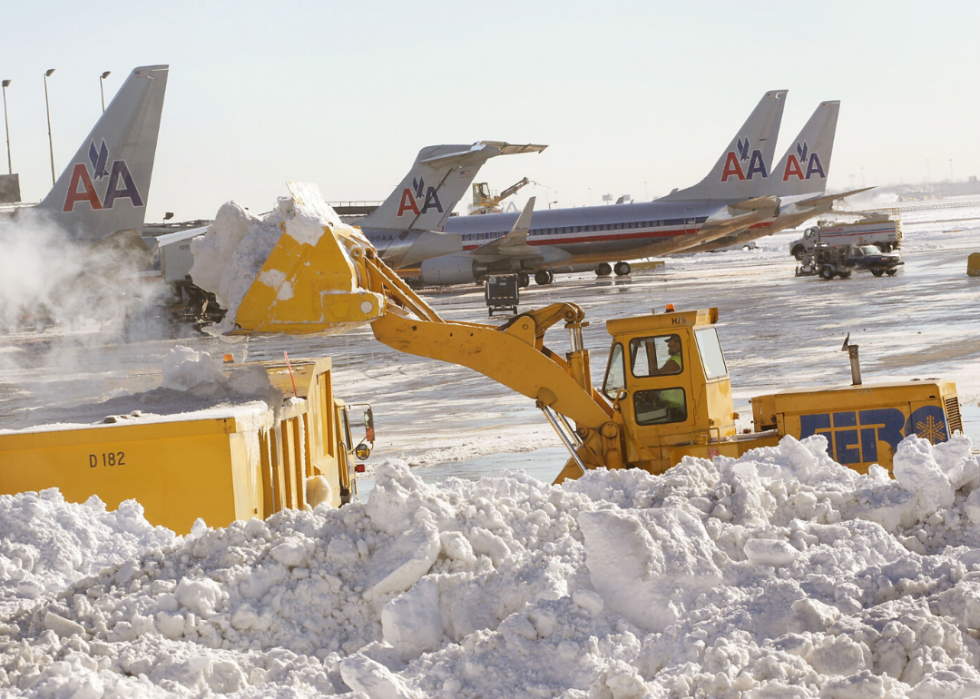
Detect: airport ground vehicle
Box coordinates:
(790, 214, 902, 259)
(471, 177, 530, 215)
(846, 245, 904, 276)
(796, 243, 903, 279)
(0, 358, 373, 534)
(485, 274, 520, 315)
(214, 198, 961, 482)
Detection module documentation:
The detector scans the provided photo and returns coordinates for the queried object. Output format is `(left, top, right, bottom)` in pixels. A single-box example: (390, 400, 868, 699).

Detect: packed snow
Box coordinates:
(190, 184, 374, 336)
(3, 434, 980, 697)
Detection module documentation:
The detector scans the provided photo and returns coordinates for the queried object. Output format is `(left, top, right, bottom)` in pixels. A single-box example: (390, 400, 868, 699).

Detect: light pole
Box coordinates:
(100, 71, 111, 112)
(44, 69, 55, 186)
(2, 79, 10, 175)
(949, 159, 953, 182)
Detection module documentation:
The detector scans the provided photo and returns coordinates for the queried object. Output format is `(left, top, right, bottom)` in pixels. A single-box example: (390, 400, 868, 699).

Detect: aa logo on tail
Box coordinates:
(782, 141, 826, 181)
(397, 176, 444, 216)
(720, 137, 769, 182)
(62, 140, 144, 213)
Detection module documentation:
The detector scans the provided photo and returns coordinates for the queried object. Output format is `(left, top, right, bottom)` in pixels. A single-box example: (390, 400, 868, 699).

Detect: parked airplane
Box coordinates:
(157, 141, 545, 310)
(687, 100, 871, 253)
(357, 141, 546, 268)
(417, 91, 788, 287)
(0, 65, 169, 248)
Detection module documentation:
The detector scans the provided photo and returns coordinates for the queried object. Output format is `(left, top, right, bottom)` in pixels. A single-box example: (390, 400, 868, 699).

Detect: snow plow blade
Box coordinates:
(232, 220, 386, 334)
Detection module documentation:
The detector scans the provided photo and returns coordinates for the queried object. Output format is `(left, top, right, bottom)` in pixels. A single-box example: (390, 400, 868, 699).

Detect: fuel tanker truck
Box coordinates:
(206, 184, 963, 482)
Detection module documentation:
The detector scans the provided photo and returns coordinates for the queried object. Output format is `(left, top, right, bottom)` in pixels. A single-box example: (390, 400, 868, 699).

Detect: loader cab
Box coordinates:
(603, 308, 737, 471)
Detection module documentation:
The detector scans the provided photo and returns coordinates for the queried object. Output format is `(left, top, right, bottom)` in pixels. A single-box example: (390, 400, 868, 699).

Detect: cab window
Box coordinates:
(629, 334, 683, 377)
(602, 343, 626, 399)
(694, 327, 728, 380)
(634, 388, 687, 425)
(340, 408, 353, 451)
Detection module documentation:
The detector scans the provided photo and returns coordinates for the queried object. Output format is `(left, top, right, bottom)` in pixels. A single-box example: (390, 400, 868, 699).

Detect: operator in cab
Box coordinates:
(659, 335, 683, 374)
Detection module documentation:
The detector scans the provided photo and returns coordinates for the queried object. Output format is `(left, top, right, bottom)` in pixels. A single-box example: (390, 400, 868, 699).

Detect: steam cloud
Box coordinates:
(0, 209, 169, 340)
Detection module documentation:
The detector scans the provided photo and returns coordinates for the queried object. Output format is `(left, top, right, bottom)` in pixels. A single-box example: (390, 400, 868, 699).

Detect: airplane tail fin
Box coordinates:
(768, 101, 839, 197)
(38, 65, 169, 243)
(662, 90, 787, 201)
(357, 141, 546, 232)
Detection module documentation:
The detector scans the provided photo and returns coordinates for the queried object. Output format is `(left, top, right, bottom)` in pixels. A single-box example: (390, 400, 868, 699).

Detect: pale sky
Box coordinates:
(1, 0, 977, 221)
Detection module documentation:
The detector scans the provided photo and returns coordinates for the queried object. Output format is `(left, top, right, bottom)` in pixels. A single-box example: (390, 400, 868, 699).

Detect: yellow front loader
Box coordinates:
(221, 189, 964, 482)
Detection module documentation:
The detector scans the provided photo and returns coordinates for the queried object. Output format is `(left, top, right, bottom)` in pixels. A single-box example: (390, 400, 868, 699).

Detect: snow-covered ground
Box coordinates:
(1, 196, 980, 696)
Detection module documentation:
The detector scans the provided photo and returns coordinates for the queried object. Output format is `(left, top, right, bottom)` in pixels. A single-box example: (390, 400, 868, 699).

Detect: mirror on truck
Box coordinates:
(364, 407, 375, 443)
(347, 404, 375, 459)
(804, 228, 816, 239)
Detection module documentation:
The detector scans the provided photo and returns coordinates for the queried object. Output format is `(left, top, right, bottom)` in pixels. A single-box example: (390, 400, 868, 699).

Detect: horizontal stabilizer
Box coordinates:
(359, 141, 547, 233)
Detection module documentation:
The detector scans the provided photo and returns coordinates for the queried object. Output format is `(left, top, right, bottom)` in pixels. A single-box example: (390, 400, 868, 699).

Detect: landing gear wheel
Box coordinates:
(534, 270, 554, 286)
(614, 261, 631, 276)
(596, 262, 612, 277)
(820, 265, 835, 280)
(870, 264, 884, 277)
(517, 272, 530, 288)
(885, 268, 897, 276)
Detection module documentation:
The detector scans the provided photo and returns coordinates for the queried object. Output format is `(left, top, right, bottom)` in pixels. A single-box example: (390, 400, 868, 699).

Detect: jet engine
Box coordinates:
(420, 254, 485, 286)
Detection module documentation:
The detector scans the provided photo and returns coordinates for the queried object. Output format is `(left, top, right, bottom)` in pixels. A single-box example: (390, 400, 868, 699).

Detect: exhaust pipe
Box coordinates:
(841, 333, 862, 386)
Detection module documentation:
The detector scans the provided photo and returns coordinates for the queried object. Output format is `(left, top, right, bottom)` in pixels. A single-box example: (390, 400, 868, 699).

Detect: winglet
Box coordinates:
(499, 196, 536, 248)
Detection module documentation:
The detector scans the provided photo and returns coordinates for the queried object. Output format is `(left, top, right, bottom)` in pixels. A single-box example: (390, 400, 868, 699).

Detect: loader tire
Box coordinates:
(885, 267, 897, 276)
(870, 264, 884, 277)
(820, 265, 835, 280)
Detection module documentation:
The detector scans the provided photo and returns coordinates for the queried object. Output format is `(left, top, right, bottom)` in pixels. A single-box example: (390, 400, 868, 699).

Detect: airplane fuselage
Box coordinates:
(445, 199, 730, 261)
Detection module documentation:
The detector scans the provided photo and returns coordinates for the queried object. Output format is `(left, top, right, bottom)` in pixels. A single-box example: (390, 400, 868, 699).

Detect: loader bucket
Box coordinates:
(232, 219, 386, 335)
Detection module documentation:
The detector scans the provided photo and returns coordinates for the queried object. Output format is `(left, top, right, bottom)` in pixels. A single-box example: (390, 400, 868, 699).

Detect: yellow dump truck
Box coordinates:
(0, 358, 372, 534)
(212, 188, 962, 483)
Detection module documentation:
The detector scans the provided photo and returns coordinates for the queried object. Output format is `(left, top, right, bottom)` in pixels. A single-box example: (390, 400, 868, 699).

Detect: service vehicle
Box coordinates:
(0, 358, 374, 534)
(846, 244, 904, 277)
(790, 214, 902, 259)
(796, 243, 903, 280)
(485, 274, 520, 316)
(208, 191, 962, 483)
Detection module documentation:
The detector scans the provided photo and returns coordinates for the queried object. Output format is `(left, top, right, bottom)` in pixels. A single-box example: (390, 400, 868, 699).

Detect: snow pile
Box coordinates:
(190, 187, 357, 335)
(1, 346, 280, 433)
(160, 345, 280, 408)
(4, 434, 980, 697)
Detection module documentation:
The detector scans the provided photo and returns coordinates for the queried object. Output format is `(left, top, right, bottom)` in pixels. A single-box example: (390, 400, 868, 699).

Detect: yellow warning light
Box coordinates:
(223, 354, 234, 363)
(665, 304, 675, 312)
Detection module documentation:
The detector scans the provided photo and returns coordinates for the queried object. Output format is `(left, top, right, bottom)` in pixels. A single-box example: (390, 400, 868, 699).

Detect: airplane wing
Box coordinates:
(471, 197, 538, 258)
(791, 187, 875, 209)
